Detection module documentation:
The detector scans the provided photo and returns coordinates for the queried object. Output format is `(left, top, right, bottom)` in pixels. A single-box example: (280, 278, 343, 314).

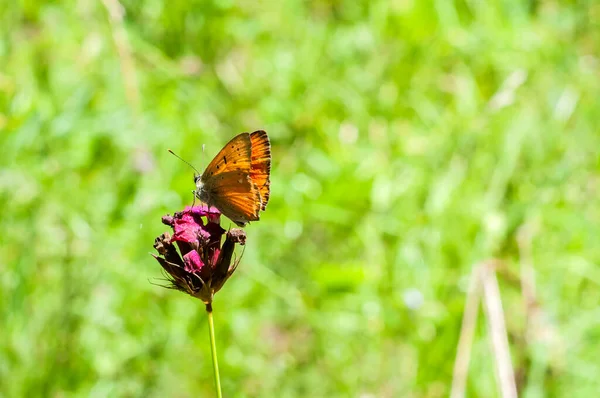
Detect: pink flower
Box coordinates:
(152, 205, 246, 303)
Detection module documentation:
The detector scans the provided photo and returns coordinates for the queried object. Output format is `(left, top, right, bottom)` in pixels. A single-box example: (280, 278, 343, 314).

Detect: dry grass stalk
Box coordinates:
(451, 260, 518, 398)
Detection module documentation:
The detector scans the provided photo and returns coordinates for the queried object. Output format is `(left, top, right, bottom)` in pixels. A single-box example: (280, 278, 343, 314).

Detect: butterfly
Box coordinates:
(192, 130, 271, 227)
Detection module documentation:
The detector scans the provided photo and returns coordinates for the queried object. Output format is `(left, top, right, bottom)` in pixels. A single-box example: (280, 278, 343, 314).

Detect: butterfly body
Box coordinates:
(194, 131, 271, 227)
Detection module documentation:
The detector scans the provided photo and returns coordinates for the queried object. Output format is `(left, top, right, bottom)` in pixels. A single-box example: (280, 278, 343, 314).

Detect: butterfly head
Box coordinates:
(194, 174, 209, 204)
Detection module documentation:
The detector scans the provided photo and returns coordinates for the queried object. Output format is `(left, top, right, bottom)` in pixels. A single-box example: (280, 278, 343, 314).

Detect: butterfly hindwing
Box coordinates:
(209, 173, 261, 225)
(249, 130, 271, 210)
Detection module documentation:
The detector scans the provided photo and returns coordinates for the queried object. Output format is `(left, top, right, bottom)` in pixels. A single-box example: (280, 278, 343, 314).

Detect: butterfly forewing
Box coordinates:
(201, 133, 252, 181)
(249, 130, 271, 210)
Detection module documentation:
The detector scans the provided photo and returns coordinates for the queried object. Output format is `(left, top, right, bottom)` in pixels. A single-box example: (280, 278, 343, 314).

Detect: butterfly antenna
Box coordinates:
(168, 149, 201, 175)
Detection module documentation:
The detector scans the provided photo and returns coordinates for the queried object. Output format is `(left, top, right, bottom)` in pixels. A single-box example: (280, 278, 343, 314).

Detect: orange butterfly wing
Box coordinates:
(202, 133, 253, 177)
(208, 173, 261, 225)
(200, 133, 261, 225)
(249, 130, 271, 211)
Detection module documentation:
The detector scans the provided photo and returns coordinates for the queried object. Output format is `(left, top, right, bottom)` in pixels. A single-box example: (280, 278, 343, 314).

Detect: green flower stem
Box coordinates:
(206, 303, 222, 398)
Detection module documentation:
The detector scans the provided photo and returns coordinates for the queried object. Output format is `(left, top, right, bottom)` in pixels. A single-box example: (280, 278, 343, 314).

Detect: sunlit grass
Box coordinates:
(1, 1, 599, 396)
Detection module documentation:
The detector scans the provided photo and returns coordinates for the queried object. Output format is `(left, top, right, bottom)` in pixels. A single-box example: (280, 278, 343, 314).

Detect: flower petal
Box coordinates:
(171, 207, 224, 245)
(185, 205, 221, 220)
(183, 250, 204, 273)
(172, 212, 204, 243)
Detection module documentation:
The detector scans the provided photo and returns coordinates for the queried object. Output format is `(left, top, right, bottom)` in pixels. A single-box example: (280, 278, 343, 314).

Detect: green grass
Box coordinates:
(1, 0, 600, 396)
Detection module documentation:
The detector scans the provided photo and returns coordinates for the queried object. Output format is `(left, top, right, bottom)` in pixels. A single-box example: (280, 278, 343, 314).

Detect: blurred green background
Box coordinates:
(1, 0, 600, 397)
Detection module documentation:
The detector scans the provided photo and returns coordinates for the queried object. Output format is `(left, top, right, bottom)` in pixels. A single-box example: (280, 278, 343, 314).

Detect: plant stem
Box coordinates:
(206, 302, 222, 398)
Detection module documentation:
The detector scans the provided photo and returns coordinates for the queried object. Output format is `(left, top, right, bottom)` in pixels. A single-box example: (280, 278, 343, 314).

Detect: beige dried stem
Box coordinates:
(450, 260, 518, 398)
(450, 264, 482, 398)
(102, 0, 140, 114)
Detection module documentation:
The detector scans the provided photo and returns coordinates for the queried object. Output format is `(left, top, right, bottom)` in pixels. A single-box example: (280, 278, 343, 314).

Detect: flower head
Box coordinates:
(152, 205, 246, 303)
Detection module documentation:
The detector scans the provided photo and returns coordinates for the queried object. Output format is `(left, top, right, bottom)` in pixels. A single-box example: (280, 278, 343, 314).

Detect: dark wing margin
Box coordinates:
(249, 130, 271, 211)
